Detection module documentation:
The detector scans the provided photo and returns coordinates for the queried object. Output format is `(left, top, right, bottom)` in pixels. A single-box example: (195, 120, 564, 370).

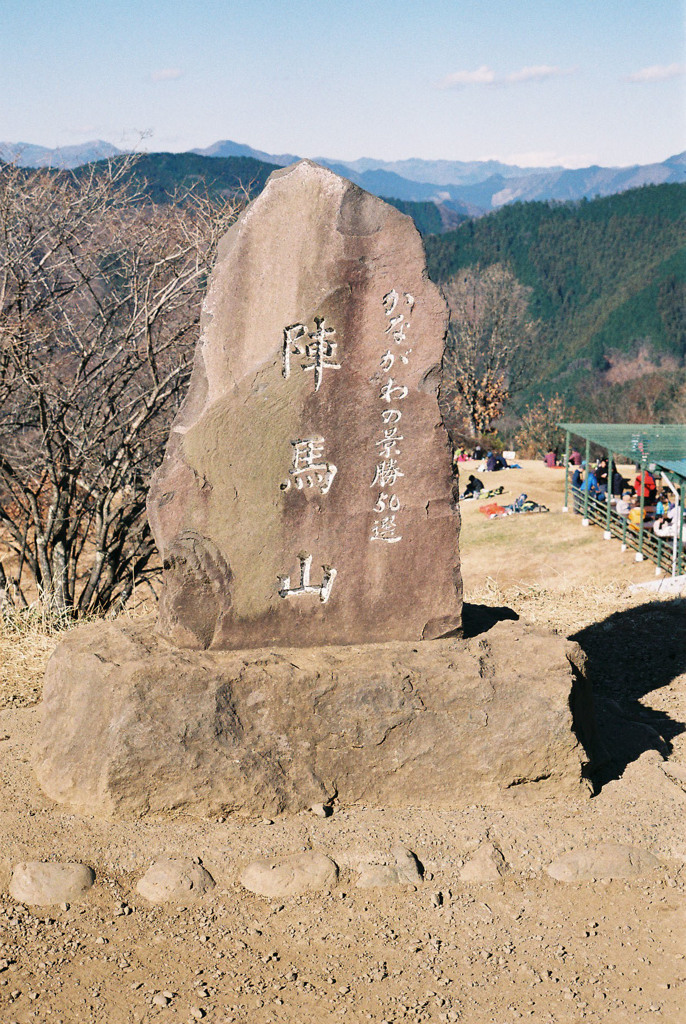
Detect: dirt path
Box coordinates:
(1, 461, 684, 1023)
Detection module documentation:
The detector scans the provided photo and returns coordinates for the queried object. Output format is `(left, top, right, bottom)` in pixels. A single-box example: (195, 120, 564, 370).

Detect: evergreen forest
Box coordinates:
(424, 183, 686, 422)
(18, 150, 686, 424)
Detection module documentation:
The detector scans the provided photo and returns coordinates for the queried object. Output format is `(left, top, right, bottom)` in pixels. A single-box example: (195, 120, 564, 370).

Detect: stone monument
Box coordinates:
(147, 160, 462, 649)
(33, 163, 594, 818)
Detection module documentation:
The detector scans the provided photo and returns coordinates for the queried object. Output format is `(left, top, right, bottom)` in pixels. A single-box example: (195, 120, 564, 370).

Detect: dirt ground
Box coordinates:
(0, 460, 684, 1024)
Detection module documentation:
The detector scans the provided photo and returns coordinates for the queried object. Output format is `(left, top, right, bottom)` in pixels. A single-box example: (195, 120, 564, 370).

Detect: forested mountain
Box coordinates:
(6, 136, 684, 214)
(70, 152, 452, 233)
(74, 152, 280, 204)
(424, 183, 686, 421)
(11, 151, 683, 424)
(191, 139, 686, 213)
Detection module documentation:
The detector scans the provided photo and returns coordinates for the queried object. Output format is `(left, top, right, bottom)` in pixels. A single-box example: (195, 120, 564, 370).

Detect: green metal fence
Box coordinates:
(571, 486, 686, 575)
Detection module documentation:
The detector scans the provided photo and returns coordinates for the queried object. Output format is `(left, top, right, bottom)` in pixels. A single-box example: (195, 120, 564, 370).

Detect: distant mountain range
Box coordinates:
(191, 140, 686, 216)
(0, 140, 121, 168)
(2, 138, 684, 216)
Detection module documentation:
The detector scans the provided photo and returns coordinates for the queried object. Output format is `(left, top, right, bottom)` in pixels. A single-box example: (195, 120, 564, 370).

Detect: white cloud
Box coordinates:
(627, 63, 686, 83)
(505, 64, 567, 84)
(150, 68, 184, 82)
(437, 64, 571, 89)
(437, 65, 496, 89)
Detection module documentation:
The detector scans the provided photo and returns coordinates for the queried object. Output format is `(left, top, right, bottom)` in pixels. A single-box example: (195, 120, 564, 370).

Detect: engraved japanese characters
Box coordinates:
(147, 160, 462, 649)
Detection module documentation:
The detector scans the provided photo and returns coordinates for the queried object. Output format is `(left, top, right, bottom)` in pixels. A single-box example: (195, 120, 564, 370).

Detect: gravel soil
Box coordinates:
(0, 461, 684, 1024)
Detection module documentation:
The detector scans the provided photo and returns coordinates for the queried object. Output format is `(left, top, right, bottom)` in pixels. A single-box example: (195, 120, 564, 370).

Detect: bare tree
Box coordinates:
(515, 393, 574, 458)
(441, 264, 537, 438)
(0, 158, 244, 615)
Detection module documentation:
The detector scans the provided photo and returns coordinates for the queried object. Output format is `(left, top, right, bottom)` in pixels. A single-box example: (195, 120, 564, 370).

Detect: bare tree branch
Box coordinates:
(441, 264, 538, 438)
(0, 158, 245, 615)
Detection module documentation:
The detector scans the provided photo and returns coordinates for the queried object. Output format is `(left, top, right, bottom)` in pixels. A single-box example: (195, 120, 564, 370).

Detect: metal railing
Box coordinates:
(571, 486, 685, 575)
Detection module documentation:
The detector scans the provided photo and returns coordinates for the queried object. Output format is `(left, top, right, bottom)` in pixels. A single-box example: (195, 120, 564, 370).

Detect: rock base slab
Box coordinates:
(33, 617, 593, 818)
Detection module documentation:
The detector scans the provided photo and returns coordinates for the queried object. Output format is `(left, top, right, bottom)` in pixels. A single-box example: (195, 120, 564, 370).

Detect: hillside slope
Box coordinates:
(424, 184, 686, 420)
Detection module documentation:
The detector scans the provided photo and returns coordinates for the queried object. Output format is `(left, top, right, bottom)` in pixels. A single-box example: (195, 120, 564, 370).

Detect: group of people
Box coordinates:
(571, 456, 683, 538)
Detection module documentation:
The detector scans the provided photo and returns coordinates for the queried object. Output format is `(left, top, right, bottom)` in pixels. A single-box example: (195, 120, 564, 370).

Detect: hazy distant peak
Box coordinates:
(0, 140, 123, 168)
(191, 140, 299, 166)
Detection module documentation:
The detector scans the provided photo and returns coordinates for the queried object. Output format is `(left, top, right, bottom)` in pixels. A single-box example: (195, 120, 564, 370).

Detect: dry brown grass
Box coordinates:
(0, 589, 155, 710)
(0, 608, 72, 708)
(0, 459, 678, 709)
(457, 458, 673, 634)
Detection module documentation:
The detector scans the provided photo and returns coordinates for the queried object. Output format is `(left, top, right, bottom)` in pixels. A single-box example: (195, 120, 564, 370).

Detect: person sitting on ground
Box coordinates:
(569, 448, 582, 466)
(615, 490, 633, 516)
(596, 457, 609, 493)
(544, 450, 557, 468)
(655, 488, 670, 517)
(627, 495, 647, 530)
(571, 464, 584, 512)
(653, 502, 683, 539)
(611, 465, 628, 496)
(581, 467, 601, 500)
(461, 474, 484, 499)
(473, 443, 484, 461)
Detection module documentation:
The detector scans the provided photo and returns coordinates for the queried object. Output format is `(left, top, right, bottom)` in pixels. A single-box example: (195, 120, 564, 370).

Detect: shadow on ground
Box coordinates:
(458, 602, 519, 639)
(571, 599, 686, 790)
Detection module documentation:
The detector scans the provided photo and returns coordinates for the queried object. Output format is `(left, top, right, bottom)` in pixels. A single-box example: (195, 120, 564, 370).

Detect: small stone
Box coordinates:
(136, 857, 215, 903)
(357, 846, 423, 888)
(546, 844, 660, 882)
(152, 993, 171, 1006)
(459, 842, 508, 883)
(190, 1009, 206, 1020)
(10, 862, 95, 906)
(310, 803, 332, 818)
(240, 852, 338, 898)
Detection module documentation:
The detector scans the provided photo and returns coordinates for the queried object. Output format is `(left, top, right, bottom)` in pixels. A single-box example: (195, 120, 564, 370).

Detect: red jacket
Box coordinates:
(634, 472, 656, 498)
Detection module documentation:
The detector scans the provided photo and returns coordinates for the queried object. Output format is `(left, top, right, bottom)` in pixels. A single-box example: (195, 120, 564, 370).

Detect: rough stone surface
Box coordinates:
(10, 861, 95, 905)
(147, 160, 461, 650)
(136, 858, 215, 903)
(239, 852, 338, 898)
(33, 617, 593, 818)
(545, 843, 660, 882)
(459, 842, 509, 883)
(356, 846, 423, 888)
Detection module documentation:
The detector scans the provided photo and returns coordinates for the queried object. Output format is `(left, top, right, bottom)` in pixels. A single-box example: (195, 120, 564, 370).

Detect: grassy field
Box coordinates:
(458, 459, 662, 634)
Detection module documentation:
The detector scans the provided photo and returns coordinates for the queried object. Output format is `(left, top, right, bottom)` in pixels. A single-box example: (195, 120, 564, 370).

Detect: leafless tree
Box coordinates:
(0, 158, 244, 615)
(441, 264, 537, 438)
(515, 393, 574, 458)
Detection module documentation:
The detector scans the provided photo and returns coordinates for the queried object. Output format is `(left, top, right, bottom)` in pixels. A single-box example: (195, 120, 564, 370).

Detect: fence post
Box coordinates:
(604, 452, 613, 539)
(636, 464, 647, 561)
(563, 430, 570, 512)
(582, 439, 591, 525)
(678, 480, 685, 577)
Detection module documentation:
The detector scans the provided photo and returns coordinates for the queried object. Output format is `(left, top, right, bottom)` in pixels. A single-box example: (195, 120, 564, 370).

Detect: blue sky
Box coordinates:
(2, 0, 684, 167)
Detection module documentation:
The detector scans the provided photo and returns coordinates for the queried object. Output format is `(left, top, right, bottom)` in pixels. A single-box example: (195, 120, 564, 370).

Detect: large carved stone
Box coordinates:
(147, 160, 461, 650)
(33, 618, 593, 818)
